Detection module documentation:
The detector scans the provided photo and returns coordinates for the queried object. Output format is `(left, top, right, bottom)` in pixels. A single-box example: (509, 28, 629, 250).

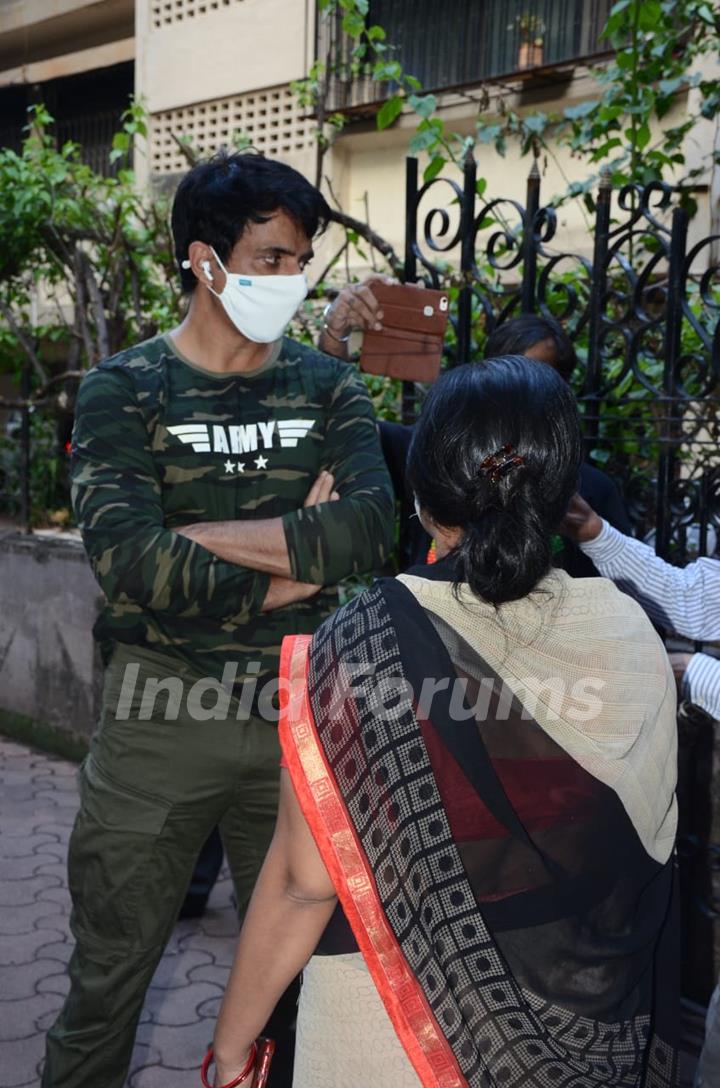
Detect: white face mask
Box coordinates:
(183, 247, 308, 343)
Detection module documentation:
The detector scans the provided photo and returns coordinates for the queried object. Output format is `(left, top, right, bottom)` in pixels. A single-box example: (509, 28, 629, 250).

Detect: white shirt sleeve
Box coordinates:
(684, 653, 720, 722)
(580, 520, 720, 641)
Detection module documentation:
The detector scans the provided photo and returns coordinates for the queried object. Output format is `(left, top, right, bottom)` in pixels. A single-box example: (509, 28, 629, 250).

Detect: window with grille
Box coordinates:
(150, 86, 316, 175)
(319, 0, 613, 112)
(151, 0, 246, 30)
(0, 62, 134, 177)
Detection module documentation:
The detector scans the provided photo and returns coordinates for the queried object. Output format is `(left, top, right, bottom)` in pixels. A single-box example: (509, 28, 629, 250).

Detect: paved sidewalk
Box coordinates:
(0, 738, 237, 1088)
(0, 736, 704, 1087)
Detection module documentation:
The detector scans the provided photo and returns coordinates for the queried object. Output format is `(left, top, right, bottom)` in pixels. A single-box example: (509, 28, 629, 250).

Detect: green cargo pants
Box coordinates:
(42, 644, 282, 1088)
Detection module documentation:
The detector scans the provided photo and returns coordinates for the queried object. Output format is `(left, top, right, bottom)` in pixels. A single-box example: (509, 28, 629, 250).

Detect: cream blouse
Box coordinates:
(398, 569, 678, 865)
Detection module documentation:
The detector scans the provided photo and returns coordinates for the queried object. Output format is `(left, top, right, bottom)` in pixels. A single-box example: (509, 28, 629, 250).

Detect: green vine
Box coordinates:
(298, 0, 720, 211)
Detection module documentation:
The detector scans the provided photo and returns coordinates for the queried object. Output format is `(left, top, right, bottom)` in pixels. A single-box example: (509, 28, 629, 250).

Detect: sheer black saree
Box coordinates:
(279, 571, 679, 1087)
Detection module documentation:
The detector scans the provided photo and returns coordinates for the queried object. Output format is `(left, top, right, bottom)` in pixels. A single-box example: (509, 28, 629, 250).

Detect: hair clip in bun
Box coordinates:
(479, 444, 526, 485)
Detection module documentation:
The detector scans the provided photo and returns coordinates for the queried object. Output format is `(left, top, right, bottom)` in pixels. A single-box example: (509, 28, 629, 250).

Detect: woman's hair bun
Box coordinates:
(407, 356, 582, 604)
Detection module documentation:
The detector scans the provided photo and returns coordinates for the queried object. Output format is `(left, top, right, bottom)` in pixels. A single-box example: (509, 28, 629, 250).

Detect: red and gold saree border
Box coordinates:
(279, 634, 467, 1088)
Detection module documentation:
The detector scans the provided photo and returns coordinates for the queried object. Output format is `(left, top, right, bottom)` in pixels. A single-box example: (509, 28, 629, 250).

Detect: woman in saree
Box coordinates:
(208, 355, 679, 1088)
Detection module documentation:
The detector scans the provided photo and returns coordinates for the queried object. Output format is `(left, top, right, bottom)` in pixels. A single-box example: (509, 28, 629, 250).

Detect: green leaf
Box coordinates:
(423, 155, 446, 182)
(564, 100, 598, 121)
(342, 11, 365, 36)
(615, 50, 636, 70)
(590, 137, 623, 160)
(476, 122, 503, 144)
(637, 0, 663, 30)
(377, 95, 404, 130)
(701, 95, 720, 120)
(601, 1, 633, 40)
(679, 191, 698, 218)
(409, 127, 438, 154)
(523, 112, 548, 134)
(658, 77, 684, 95)
(373, 60, 403, 81)
(408, 93, 437, 119)
(589, 447, 611, 465)
(635, 121, 652, 149)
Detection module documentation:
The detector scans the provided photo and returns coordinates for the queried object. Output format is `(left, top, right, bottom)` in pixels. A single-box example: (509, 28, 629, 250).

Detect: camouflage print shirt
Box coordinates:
(71, 333, 394, 687)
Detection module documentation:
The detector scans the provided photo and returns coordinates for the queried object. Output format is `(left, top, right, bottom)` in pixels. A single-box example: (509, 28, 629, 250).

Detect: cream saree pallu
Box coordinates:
(279, 567, 679, 1088)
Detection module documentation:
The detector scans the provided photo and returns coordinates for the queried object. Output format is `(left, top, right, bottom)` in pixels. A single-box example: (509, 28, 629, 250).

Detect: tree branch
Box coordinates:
(0, 368, 84, 410)
(80, 251, 110, 360)
(307, 240, 349, 295)
(72, 248, 96, 367)
(326, 207, 402, 273)
(171, 131, 200, 167)
(0, 300, 49, 384)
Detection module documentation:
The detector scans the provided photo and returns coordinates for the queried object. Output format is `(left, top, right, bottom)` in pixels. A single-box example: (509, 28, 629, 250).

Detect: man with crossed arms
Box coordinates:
(43, 153, 394, 1087)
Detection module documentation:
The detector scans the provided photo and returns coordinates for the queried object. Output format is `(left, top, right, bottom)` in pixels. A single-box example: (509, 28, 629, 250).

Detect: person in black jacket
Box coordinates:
(376, 314, 632, 572)
(485, 315, 632, 578)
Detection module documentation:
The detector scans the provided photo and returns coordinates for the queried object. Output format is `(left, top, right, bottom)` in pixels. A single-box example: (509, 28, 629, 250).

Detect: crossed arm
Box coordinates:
(179, 470, 340, 611)
(177, 366, 395, 594)
(72, 366, 393, 620)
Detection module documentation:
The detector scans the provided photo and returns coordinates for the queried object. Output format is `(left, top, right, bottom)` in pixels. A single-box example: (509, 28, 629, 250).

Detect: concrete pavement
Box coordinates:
(0, 738, 238, 1088)
(0, 736, 704, 1087)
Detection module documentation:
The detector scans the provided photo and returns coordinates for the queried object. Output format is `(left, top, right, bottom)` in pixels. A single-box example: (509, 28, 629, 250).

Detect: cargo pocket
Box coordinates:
(68, 755, 172, 948)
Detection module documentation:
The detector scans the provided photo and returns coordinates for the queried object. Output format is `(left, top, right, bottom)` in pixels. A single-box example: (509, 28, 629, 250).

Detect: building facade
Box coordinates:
(0, 0, 717, 271)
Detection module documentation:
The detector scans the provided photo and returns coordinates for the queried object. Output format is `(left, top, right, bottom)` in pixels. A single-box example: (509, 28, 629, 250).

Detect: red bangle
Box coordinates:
(201, 1042, 257, 1088)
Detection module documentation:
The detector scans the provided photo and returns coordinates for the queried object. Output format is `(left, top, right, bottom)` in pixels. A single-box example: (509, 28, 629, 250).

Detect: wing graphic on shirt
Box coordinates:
(276, 419, 315, 448)
(166, 424, 211, 452)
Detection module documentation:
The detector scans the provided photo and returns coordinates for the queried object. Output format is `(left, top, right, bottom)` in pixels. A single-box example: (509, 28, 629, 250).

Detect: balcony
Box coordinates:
(318, 0, 613, 113)
(0, 0, 134, 72)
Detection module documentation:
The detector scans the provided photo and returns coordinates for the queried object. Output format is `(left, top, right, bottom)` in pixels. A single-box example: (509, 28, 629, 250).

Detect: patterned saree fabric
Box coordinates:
(279, 558, 680, 1088)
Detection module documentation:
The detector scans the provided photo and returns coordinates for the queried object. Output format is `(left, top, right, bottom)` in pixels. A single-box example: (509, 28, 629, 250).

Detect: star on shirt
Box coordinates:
(254, 455, 269, 470)
(223, 460, 235, 474)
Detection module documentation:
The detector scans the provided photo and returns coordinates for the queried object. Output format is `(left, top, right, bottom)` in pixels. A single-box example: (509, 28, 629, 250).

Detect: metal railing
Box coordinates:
(403, 153, 720, 567)
(55, 108, 131, 177)
(402, 152, 720, 1002)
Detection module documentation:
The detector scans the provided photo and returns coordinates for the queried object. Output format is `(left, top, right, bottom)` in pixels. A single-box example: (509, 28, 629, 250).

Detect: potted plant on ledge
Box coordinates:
(513, 12, 545, 68)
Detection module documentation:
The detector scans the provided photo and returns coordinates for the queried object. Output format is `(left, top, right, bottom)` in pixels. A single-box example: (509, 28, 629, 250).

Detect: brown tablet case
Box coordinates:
(359, 282, 449, 383)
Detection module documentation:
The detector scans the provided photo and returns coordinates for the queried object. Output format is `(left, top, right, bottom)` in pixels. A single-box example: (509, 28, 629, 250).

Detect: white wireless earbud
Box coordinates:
(201, 259, 214, 282)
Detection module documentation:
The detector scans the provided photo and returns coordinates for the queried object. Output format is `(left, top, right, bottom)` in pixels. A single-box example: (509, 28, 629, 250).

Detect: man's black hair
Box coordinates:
(171, 152, 331, 292)
(485, 313, 577, 382)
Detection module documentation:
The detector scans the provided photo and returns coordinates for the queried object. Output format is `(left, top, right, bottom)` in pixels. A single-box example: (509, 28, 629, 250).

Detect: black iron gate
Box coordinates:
(403, 152, 720, 1004)
(403, 153, 720, 565)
